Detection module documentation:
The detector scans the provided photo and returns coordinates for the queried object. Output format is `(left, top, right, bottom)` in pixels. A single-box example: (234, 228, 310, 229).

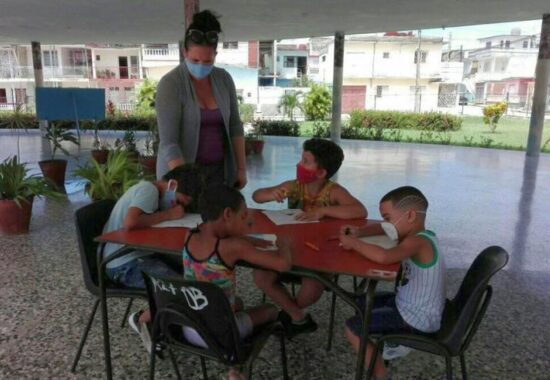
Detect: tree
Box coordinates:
(136, 79, 157, 113)
(482, 102, 507, 133)
(278, 91, 302, 121)
(302, 83, 332, 121)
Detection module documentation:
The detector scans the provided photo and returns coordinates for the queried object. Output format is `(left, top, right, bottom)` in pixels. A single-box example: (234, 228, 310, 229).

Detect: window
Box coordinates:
(223, 41, 239, 49)
(0, 88, 6, 103)
(109, 87, 119, 91)
(96, 55, 101, 61)
(124, 87, 133, 91)
(485, 41, 492, 48)
(482, 60, 492, 72)
(522, 40, 528, 48)
(505, 40, 511, 49)
(43, 51, 59, 67)
(284, 56, 296, 68)
(376, 85, 389, 97)
(383, 52, 390, 59)
(414, 50, 427, 63)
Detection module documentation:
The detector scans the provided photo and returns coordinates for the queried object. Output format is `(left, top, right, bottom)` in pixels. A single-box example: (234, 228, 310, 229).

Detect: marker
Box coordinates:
(305, 241, 320, 251)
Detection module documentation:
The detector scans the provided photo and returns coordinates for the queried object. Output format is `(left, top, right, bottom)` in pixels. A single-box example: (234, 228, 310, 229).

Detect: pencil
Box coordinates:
(305, 241, 320, 251)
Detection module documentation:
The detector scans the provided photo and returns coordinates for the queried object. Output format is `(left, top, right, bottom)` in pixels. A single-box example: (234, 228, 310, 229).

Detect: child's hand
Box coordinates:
(340, 225, 359, 237)
(339, 234, 357, 250)
(166, 205, 185, 220)
(295, 208, 324, 221)
(272, 187, 288, 203)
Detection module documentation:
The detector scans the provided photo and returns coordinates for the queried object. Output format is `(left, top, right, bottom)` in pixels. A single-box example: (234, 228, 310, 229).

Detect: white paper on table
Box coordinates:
(248, 234, 277, 251)
(152, 213, 202, 228)
(261, 209, 320, 226)
(359, 235, 397, 250)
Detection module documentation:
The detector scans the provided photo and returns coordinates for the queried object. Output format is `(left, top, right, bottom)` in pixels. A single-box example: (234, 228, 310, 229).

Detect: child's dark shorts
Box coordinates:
(346, 291, 419, 337)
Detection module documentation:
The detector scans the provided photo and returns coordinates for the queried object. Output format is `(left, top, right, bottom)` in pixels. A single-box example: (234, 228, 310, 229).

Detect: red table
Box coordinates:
(96, 209, 398, 380)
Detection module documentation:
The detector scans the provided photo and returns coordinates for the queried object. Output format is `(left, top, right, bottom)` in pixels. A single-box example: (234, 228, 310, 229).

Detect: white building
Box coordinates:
(464, 30, 540, 107)
(317, 33, 444, 113)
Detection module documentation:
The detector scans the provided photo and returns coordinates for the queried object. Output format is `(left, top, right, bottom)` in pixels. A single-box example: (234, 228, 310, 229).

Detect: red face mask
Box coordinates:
(296, 163, 319, 184)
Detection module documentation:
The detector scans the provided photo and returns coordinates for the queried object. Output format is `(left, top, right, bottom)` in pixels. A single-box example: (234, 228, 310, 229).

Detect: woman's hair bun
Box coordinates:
(190, 10, 221, 33)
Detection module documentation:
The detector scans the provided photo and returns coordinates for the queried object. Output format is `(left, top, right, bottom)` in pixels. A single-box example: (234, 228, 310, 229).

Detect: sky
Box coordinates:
(283, 19, 543, 50)
(419, 19, 542, 49)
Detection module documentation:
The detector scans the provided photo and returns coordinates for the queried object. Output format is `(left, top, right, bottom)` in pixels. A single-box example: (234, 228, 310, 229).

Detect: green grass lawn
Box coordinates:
(299, 116, 550, 152)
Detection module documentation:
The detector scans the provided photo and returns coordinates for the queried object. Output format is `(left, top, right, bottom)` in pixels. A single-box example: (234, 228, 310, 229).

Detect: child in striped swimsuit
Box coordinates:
(181, 184, 292, 351)
(339, 186, 446, 380)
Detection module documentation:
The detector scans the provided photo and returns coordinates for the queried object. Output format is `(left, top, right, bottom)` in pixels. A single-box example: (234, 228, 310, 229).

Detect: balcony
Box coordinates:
(142, 48, 179, 61)
(0, 66, 34, 79)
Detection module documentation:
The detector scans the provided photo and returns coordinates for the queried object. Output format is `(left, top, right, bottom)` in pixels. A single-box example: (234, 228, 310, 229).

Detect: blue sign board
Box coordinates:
(36, 88, 105, 121)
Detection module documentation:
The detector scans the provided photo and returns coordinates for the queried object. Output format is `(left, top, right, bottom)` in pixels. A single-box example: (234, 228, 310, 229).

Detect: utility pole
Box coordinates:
(414, 30, 422, 112)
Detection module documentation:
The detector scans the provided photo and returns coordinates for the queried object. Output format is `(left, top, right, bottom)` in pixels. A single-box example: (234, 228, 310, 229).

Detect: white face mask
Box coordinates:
(381, 210, 426, 241)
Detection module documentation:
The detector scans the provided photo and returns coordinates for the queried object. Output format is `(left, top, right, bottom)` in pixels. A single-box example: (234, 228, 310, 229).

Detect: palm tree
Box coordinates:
(278, 91, 302, 121)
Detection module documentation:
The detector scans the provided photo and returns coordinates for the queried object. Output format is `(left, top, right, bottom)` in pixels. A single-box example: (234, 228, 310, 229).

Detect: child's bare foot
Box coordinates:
(227, 367, 245, 380)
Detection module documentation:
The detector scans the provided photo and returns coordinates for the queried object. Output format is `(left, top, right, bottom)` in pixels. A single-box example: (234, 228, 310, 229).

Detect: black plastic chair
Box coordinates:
(71, 199, 148, 373)
(366, 246, 509, 380)
(143, 272, 289, 380)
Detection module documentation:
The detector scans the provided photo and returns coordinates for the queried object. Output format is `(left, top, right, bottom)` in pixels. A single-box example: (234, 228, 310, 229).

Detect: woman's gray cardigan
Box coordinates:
(155, 63, 243, 184)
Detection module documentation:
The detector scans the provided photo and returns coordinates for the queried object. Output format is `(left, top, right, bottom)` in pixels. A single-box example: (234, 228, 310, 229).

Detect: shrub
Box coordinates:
(302, 84, 332, 121)
(255, 120, 300, 137)
(348, 110, 462, 132)
(482, 102, 507, 133)
(312, 121, 330, 138)
(239, 103, 255, 124)
(136, 79, 157, 113)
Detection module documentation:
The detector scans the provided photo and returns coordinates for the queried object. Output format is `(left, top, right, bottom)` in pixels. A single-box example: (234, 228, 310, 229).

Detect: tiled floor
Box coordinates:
(1, 131, 549, 379)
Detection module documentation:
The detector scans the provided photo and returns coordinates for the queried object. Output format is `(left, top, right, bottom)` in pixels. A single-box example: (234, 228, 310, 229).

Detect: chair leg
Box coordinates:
(445, 356, 453, 380)
(326, 290, 337, 351)
(71, 299, 100, 373)
(168, 348, 182, 380)
(366, 341, 381, 380)
(291, 282, 296, 297)
(280, 334, 289, 380)
(200, 357, 208, 380)
(120, 298, 134, 328)
(149, 339, 157, 380)
(460, 354, 467, 380)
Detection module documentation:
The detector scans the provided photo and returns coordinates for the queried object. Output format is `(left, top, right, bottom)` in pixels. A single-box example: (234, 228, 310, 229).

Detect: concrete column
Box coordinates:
(330, 31, 345, 143)
(31, 41, 51, 159)
(414, 30, 422, 113)
(273, 40, 277, 87)
(526, 14, 550, 157)
(180, 0, 200, 64)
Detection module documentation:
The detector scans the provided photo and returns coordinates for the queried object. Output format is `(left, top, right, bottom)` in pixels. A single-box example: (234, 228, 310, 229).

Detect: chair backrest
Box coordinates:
(438, 246, 509, 354)
(143, 272, 243, 363)
(74, 199, 116, 295)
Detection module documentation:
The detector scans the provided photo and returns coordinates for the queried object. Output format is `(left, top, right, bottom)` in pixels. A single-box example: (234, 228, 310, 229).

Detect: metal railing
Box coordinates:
(142, 48, 179, 60)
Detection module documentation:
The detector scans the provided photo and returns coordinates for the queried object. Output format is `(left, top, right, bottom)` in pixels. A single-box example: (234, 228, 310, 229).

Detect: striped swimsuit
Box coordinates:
(182, 228, 236, 309)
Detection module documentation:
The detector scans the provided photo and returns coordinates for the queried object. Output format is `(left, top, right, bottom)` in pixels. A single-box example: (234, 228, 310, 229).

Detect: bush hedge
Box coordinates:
(348, 110, 462, 132)
(0, 113, 157, 131)
(254, 120, 300, 137)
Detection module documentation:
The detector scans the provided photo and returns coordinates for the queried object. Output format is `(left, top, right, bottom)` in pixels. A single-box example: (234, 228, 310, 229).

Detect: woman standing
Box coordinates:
(155, 10, 247, 189)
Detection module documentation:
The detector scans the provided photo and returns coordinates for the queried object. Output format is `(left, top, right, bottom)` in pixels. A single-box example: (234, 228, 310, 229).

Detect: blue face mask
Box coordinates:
(160, 180, 178, 211)
(185, 59, 213, 80)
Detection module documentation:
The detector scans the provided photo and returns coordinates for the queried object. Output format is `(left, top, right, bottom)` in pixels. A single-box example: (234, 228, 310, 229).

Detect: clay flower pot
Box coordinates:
(139, 156, 157, 177)
(39, 159, 67, 192)
(91, 149, 110, 164)
(0, 197, 33, 235)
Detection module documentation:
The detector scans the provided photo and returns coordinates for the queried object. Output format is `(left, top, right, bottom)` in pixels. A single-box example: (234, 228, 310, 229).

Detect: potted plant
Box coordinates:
(0, 105, 37, 158)
(91, 122, 110, 164)
(139, 122, 159, 177)
(0, 155, 62, 235)
(114, 129, 139, 161)
(72, 149, 144, 201)
(39, 122, 80, 191)
(245, 121, 264, 155)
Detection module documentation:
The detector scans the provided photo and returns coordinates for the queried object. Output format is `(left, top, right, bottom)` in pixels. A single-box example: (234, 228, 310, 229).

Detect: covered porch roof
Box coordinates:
(0, 0, 548, 44)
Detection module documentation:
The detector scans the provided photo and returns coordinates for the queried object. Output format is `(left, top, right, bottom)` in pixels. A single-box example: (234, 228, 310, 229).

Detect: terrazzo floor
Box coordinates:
(1, 131, 550, 379)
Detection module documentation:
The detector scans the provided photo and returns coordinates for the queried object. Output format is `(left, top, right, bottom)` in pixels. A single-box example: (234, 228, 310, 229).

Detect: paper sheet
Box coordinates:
(262, 209, 320, 226)
(248, 234, 278, 251)
(359, 235, 397, 250)
(152, 213, 202, 228)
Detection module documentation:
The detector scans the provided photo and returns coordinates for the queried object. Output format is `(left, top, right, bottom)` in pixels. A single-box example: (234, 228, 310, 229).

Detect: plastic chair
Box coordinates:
(143, 272, 289, 380)
(71, 199, 147, 373)
(366, 246, 509, 380)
